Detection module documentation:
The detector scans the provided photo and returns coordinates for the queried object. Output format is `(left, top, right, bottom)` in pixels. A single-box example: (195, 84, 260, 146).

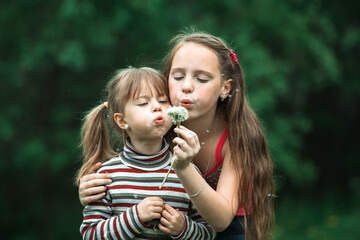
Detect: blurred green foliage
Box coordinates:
(1, 0, 359, 239)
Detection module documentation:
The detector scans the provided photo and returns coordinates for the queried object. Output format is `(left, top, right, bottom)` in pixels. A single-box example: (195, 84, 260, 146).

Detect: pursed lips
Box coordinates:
(180, 99, 193, 108)
(154, 115, 165, 124)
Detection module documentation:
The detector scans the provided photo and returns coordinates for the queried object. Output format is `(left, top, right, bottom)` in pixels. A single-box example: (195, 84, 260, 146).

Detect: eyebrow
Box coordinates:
(136, 94, 150, 99)
(134, 92, 168, 101)
(170, 68, 215, 77)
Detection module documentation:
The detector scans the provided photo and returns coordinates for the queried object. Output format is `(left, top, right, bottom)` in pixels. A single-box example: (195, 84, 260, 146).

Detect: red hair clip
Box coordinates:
(229, 50, 239, 66)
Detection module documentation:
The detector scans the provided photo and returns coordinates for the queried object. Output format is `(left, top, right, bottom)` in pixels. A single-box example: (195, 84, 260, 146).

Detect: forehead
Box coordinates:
(172, 42, 220, 73)
(130, 78, 167, 99)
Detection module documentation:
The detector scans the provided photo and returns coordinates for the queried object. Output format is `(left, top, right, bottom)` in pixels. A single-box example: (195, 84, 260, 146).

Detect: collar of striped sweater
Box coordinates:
(120, 139, 172, 171)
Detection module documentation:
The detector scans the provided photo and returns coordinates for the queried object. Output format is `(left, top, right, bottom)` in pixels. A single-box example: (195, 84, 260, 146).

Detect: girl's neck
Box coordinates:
(128, 137, 163, 154)
(183, 107, 222, 135)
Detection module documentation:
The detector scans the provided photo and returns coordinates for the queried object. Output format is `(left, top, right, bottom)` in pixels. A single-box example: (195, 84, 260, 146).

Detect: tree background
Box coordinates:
(1, 0, 359, 239)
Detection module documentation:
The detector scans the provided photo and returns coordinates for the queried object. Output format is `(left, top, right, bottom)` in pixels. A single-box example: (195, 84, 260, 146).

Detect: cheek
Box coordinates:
(168, 81, 178, 103)
(168, 80, 175, 92)
(165, 115, 173, 129)
(124, 110, 143, 126)
(197, 87, 218, 101)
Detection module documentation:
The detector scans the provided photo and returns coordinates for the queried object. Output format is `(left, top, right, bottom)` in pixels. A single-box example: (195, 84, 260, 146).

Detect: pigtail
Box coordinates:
(75, 103, 115, 185)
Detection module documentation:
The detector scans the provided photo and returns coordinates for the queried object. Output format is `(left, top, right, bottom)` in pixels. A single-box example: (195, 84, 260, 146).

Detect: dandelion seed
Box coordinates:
(167, 106, 189, 127)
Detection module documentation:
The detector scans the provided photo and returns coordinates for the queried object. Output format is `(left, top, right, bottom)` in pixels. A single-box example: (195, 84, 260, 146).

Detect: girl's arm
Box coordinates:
(174, 156, 238, 232)
(79, 162, 111, 206)
(173, 127, 239, 232)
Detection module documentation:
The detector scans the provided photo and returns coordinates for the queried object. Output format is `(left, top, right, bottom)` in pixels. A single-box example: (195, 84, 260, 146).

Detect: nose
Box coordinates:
(151, 100, 162, 113)
(182, 76, 194, 93)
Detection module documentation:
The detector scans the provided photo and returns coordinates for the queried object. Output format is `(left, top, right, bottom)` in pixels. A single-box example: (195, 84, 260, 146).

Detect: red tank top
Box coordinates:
(203, 128, 244, 216)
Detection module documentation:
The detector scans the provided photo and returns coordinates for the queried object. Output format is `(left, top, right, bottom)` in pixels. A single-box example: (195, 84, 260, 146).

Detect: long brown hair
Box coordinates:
(163, 31, 275, 239)
(76, 67, 169, 185)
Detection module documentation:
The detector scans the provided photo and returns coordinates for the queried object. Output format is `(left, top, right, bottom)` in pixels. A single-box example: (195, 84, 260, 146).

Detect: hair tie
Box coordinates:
(229, 50, 239, 66)
(103, 101, 108, 108)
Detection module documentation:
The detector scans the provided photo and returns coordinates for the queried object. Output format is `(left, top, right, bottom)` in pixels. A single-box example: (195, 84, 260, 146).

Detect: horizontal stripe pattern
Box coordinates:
(121, 140, 171, 171)
(80, 140, 216, 239)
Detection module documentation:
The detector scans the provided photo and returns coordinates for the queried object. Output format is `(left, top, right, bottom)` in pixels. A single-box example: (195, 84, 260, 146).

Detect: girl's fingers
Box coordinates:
(173, 137, 192, 151)
(82, 173, 111, 182)
(80, 173, 111, 188)
(159, 215, 171, 226)
(173, 138, 199, 158)
(83, 186, 107, 196)
(174, 127, 199, 145)
(173, 134, 200, 154)
(164, 203, 177, 214)
(91, 162, 102, 173)
(81, 192, 106, 206)
(152, 206, 164, 214)
(161, 206, 179, 221)
(180, 125, 199, 141)
(157, 223, 171, 234)
(152, 213, 161, 220)
(172, 146, 186, 159)
(159, 207, 183, 236)
(146, 196, 165, 206)
(81, 178, 112, 190)
(161, 210, 172, 220)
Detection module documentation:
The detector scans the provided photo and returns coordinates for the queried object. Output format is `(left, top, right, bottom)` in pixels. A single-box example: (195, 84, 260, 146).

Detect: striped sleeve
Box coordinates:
(80, 193, 148, 240)
(171, 203, 216, 240)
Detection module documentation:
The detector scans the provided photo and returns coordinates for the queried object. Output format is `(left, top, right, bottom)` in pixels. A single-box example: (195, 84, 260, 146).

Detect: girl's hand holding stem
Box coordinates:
(159, 106, 190, 188)
(172, 126, 201, 170)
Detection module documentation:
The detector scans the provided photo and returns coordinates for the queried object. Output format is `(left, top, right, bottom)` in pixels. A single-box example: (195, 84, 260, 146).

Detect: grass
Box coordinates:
(274, 197, 360, 239)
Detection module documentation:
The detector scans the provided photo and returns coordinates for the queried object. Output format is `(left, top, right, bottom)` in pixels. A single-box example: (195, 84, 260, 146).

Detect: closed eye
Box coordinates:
(173, 76, 184, 80)
(159, 96, 169, 104)
(196, 77, 209, 83)
(171, 71, 185, 81)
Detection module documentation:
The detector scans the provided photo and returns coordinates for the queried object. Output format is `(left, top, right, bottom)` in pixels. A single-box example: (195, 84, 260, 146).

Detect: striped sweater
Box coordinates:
(80, 139, 216, 240)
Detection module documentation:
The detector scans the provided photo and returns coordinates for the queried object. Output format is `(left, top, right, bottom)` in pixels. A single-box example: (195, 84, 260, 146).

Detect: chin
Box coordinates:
(153, 129, 168, 138)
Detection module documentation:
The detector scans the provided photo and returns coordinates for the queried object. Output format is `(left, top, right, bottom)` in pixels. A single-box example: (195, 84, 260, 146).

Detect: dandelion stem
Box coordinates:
(159, 155, 177, 189)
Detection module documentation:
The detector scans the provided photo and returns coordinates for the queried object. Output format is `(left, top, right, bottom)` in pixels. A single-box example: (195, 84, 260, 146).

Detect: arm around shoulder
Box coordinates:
(78, 161, 112, 206)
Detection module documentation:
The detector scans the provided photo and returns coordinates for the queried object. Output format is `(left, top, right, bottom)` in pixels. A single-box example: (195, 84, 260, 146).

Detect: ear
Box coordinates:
(221, 78, 233, 97)
(114, 113, 128, 130)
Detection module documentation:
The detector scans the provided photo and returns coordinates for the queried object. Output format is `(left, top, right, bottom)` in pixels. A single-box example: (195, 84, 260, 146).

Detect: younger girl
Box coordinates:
(77, 67, 216, 239)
